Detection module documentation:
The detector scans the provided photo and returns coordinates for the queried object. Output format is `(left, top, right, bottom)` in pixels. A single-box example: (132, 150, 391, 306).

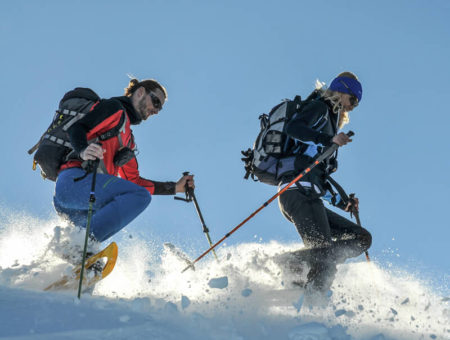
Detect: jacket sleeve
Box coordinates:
(322, 189, 346, 209)
(285, 100, 334, 146)
(119, 158, 176, 195)
(67, 99, 124, 153)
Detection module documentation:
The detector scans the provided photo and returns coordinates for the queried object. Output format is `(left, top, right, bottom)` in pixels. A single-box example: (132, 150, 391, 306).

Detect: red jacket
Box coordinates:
(60, 96, 174, 195)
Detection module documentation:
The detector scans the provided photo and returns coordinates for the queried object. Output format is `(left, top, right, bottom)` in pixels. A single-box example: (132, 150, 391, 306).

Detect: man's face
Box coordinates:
(137, 88, 165, 120)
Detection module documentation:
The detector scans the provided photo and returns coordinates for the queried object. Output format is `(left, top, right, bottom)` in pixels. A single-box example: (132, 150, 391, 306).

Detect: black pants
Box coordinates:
(278, 187, 372, 289)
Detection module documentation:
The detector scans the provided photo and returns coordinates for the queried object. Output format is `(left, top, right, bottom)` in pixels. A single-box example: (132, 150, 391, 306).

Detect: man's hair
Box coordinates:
(124, 78, 168, 99)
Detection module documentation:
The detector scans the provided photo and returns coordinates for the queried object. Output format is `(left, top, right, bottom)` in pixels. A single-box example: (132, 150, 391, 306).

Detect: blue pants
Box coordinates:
(54, 168, 151, 242)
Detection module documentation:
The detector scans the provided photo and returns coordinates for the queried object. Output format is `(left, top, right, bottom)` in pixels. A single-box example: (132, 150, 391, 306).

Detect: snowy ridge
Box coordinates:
(0, 209, 449, 340)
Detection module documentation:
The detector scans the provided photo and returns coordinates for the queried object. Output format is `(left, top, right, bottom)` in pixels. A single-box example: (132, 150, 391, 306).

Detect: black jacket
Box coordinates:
(283, 95, 339, 186)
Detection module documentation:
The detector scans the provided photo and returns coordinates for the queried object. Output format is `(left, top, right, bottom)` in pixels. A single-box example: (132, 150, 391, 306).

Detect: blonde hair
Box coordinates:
(315, 71, 359, 129)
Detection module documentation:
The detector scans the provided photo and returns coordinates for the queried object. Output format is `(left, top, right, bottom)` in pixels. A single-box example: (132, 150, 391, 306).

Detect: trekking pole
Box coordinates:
(77, 159, 99, 299)
(174, 172, 219, 262)
(349, 193, 371, 262)
(326, 176, 371, 263)
(191, 189, 219, 262)
(181, 131, 355, 273)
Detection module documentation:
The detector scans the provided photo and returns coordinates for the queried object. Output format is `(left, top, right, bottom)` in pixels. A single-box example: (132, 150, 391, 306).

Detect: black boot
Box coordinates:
(305, 260, 337, 294)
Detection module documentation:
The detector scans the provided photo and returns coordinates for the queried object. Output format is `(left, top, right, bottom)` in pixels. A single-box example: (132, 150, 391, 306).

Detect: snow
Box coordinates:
(0, 210, 449, 340)
(208, 276, 229, 289)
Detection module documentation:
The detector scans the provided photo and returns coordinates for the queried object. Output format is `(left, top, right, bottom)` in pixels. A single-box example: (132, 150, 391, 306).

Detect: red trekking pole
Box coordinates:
(182, 131, 355, 272)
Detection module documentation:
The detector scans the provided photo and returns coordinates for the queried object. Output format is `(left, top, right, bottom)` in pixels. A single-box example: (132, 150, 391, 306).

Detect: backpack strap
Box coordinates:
(97, 111, 127, 142)
(28, 139, 44, 155)
(281, 95, 310, 156)
(62, 109, 90, 131)
(62, 107, 128, 164)
(27, 108, 92, 155)
(293, 95, 302, 105)
(325, 175, 349, 205)
(42, 134, 72, 148)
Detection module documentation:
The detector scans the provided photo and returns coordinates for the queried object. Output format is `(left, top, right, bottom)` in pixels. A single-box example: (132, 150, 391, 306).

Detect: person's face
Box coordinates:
(135, 87, 165, 120)
(340, 93, 358, 112)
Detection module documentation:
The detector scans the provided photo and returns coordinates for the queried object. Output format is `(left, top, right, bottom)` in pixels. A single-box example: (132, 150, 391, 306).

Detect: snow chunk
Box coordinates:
(208, 276, 228, 289)
(335, 309, 346, 317)
(345, 310, 356, 318)
(241, 288, 252, 297)
(181, 295, 191, 309)
(164, 301, 178, 313)
(401, 297, 410, 305)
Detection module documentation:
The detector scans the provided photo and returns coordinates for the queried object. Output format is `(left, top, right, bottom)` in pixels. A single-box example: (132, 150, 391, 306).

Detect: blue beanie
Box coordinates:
(329, 76, 363, 102)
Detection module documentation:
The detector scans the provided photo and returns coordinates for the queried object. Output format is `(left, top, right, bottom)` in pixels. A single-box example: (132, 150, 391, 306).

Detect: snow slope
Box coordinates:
(0, 209, 448, 340)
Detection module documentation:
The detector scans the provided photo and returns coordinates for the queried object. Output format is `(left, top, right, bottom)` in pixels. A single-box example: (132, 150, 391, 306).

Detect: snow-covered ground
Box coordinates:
(0, 210, 448, 340)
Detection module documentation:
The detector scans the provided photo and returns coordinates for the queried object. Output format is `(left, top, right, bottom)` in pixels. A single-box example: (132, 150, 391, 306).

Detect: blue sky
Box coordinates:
(1, 1, 449, 281)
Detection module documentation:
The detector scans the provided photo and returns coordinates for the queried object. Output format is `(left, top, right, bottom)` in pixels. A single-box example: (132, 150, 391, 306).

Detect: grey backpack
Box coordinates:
(241, 95, 306, 185)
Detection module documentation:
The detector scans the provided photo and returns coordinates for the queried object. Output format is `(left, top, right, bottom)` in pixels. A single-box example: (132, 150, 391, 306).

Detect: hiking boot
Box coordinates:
(61, 234, 101, 266)
(86, 258, 104, 278)
(305, 261, 337, 294)
(48, 226, 101, 264)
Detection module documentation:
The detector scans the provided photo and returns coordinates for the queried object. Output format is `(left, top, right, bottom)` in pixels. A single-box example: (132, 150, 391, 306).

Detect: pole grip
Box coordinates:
(174, 171, 193, 202)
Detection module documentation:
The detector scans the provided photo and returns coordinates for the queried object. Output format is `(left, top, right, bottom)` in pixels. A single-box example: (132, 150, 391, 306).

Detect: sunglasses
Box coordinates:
(349, 95, 359, 107)
(148, 91, 163, 110)
(339, 80, 359, 107)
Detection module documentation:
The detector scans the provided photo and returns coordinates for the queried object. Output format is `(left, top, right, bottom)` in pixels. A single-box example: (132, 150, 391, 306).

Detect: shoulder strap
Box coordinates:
(293, 95, 302, 104)
(79, 98, 128, 142)
(97, 112, 127, 141)
(95, 99, 128, 142)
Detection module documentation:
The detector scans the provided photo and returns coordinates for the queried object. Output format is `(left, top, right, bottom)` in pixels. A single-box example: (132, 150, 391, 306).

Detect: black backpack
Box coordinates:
(28, 88, 124, 181)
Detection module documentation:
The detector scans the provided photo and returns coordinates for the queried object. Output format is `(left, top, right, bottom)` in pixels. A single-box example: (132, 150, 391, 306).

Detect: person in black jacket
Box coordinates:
(278, 71, 372, 295)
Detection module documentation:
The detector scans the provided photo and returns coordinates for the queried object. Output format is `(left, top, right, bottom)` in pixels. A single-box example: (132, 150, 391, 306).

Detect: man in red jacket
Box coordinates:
(53, 78, 194, 247)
